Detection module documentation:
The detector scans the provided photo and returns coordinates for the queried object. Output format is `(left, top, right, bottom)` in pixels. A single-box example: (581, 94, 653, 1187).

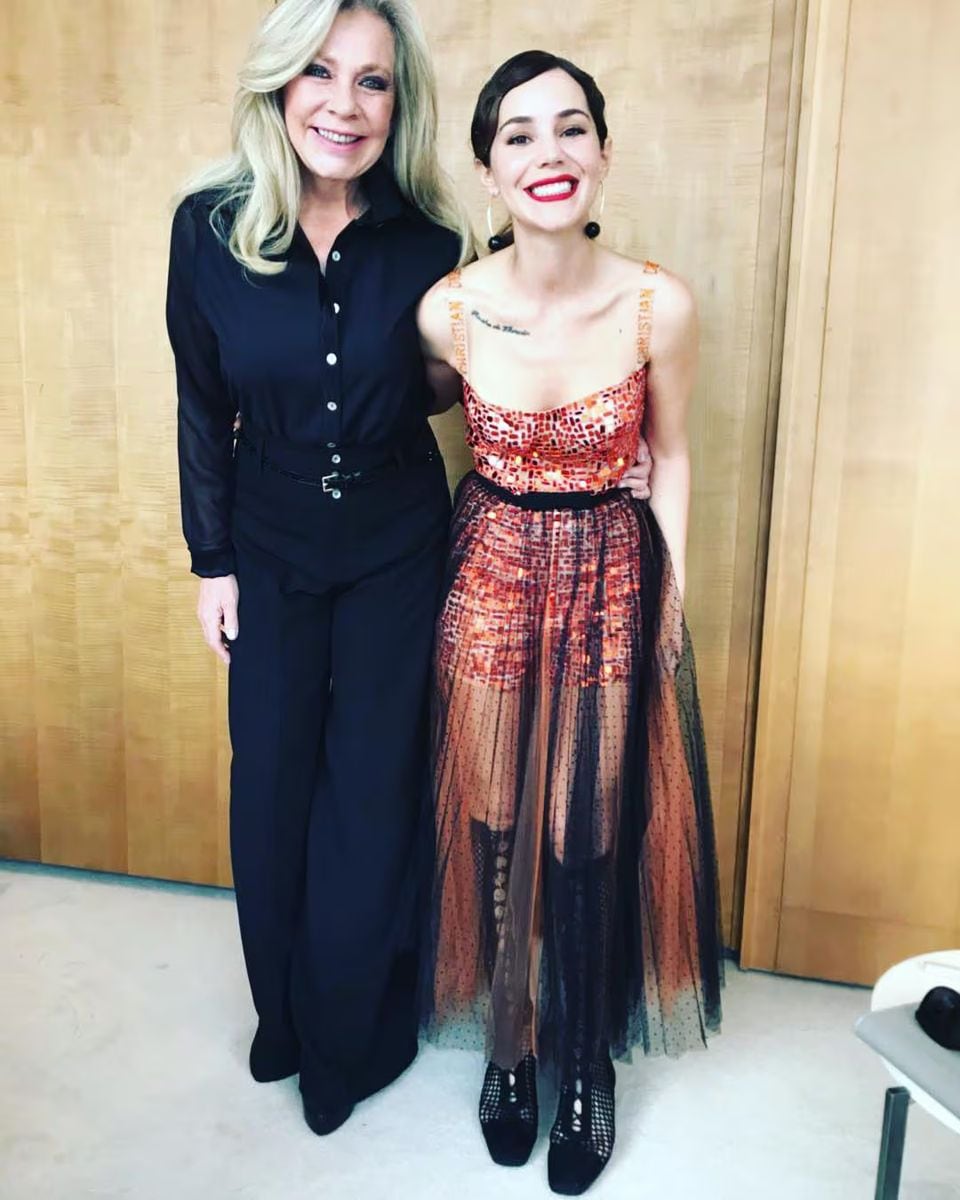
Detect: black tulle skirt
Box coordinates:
(420, 472, 723, 1077)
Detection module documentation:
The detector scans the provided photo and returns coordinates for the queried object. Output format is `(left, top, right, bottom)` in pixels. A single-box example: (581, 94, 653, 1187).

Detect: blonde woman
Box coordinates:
(166, 0, 472, 1136)
(167, 0, 652, 1138)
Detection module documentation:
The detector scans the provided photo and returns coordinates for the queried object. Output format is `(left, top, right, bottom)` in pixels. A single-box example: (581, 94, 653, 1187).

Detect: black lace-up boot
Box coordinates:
(547, 1053, 616, 1194)
(479, 1052, 539, 1166)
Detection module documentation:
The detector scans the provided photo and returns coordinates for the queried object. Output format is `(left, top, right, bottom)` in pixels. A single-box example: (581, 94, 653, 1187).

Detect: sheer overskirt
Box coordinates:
(420, 473, 723, 1077)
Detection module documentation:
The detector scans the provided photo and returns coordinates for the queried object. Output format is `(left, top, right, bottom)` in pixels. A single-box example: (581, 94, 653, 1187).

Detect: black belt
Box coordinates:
(237, 426, 440, 495)
(464, 470, 627, 511)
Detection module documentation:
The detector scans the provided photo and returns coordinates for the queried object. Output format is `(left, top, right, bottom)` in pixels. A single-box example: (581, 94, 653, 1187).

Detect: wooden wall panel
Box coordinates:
(2, 0, 798, 932)
(0, 159, 40, 861)
(0, 0, 259, 883)
(742, 0, 960, 981)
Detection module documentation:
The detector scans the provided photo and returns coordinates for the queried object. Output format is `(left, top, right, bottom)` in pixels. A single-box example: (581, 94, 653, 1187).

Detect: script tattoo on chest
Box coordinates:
(471, 309, 531, 337)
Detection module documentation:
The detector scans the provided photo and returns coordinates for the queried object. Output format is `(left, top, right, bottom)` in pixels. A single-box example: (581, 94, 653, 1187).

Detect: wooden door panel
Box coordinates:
(743, 0, 960, 980)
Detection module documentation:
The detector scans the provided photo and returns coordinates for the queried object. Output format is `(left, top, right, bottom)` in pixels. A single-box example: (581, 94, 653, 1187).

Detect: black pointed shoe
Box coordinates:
(479, 1053, 539, 1167)
(248, 1027, 300, 1083)
(302, 1096, 354, 1136)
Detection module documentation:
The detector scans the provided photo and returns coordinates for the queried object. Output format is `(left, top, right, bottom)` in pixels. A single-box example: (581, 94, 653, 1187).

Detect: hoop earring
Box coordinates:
(584, 180, 605, 240)
(486, 196, 507, 252)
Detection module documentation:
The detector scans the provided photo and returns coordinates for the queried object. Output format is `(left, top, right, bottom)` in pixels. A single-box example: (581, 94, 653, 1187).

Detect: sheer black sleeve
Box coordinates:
(166, 198, 237, 578)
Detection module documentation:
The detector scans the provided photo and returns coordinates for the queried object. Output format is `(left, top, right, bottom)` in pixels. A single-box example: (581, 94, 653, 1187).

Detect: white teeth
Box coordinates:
(315, 128, 360, 144)
(530, 181, 575, 198)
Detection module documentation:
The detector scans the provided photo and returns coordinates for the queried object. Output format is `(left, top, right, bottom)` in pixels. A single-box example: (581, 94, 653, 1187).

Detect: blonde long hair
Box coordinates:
(180, 0, 472, 274)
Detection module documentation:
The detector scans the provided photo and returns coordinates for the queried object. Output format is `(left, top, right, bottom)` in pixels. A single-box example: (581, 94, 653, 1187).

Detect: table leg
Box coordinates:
(875, 1086, 910, 1200)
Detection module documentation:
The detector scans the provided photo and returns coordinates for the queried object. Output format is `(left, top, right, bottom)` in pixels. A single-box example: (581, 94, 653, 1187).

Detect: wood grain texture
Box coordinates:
(742, 0, 960, 980)
(741, 0, 851, 967)
(0, 0, 260, 883)
(720, 0, 806, 946)
(2, 1, 796, 930)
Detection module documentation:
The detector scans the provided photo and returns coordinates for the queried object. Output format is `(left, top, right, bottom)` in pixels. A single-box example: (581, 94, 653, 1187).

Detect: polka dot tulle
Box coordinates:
(420, 268, 723, 1079)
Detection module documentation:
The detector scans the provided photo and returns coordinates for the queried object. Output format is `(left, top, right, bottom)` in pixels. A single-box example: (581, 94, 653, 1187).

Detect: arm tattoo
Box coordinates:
(471, 308, 531, 337)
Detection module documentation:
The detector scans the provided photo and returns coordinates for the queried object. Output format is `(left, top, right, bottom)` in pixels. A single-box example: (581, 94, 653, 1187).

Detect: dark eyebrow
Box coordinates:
(498, 107, 591, 133)
(498, 115, 533, 131)
(315, 55, 393, 76)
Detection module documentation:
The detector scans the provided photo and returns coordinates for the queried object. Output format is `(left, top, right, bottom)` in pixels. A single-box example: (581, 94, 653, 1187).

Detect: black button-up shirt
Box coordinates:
(166, 165, 461, 577)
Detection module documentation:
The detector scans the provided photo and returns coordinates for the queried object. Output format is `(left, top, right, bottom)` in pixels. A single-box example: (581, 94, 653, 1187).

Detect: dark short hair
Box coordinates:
(470, 50, 609, 167)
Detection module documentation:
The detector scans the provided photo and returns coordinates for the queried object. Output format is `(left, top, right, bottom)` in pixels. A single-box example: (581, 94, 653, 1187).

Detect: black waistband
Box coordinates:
(466, 471, 626, 511)
(237, 422, 438, 481)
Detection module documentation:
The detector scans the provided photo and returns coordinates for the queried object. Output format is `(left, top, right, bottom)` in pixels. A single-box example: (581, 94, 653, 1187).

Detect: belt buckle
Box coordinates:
(321, 472, 340, 494)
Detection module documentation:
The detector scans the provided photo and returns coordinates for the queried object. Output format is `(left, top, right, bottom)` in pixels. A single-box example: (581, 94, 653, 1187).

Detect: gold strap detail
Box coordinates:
(445, 268, 468, 377)
(637, 260, 659, 366)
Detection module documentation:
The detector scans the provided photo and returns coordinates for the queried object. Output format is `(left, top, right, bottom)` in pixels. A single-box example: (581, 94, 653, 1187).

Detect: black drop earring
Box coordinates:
(584, 180, 605, 239)
(486, 198, 505, 252)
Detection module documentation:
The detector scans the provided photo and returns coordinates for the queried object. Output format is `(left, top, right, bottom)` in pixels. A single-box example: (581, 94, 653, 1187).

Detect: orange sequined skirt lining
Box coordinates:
(420, 473, 723, 1074)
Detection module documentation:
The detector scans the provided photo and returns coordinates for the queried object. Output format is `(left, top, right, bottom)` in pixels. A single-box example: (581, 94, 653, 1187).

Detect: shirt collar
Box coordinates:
(356, 160, 416, 226)
(281, 160, 416, 265)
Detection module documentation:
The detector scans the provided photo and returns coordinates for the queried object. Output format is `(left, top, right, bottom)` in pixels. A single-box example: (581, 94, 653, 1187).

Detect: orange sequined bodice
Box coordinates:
(447, 263, 658, 494)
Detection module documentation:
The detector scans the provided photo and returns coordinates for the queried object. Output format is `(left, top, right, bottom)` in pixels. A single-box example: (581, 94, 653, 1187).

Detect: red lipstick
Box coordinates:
(524, 175, 579, 203)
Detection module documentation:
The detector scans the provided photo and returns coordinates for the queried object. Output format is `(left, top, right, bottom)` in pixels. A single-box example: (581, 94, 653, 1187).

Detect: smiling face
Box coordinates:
(282, 7, 397, 186)
(481, 67, 610, 237)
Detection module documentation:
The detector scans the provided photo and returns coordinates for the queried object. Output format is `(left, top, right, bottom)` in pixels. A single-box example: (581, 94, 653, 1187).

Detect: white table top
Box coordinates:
(871, 949, 960, 1135)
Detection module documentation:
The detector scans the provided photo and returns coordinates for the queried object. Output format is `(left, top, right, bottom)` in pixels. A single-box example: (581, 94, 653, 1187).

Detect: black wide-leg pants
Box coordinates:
(227, 433, 450, 1110)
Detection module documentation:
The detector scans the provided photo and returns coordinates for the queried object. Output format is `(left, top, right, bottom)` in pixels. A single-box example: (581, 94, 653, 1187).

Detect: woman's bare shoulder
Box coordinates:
(453, 252, 508, 302)
(606, 252, 694, 312)
(635, 266, 697, 364)
(419, 257, 495, 317)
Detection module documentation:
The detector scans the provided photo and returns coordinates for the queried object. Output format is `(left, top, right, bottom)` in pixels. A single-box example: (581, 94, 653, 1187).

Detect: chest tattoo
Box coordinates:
(471, 309, 531, 337)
